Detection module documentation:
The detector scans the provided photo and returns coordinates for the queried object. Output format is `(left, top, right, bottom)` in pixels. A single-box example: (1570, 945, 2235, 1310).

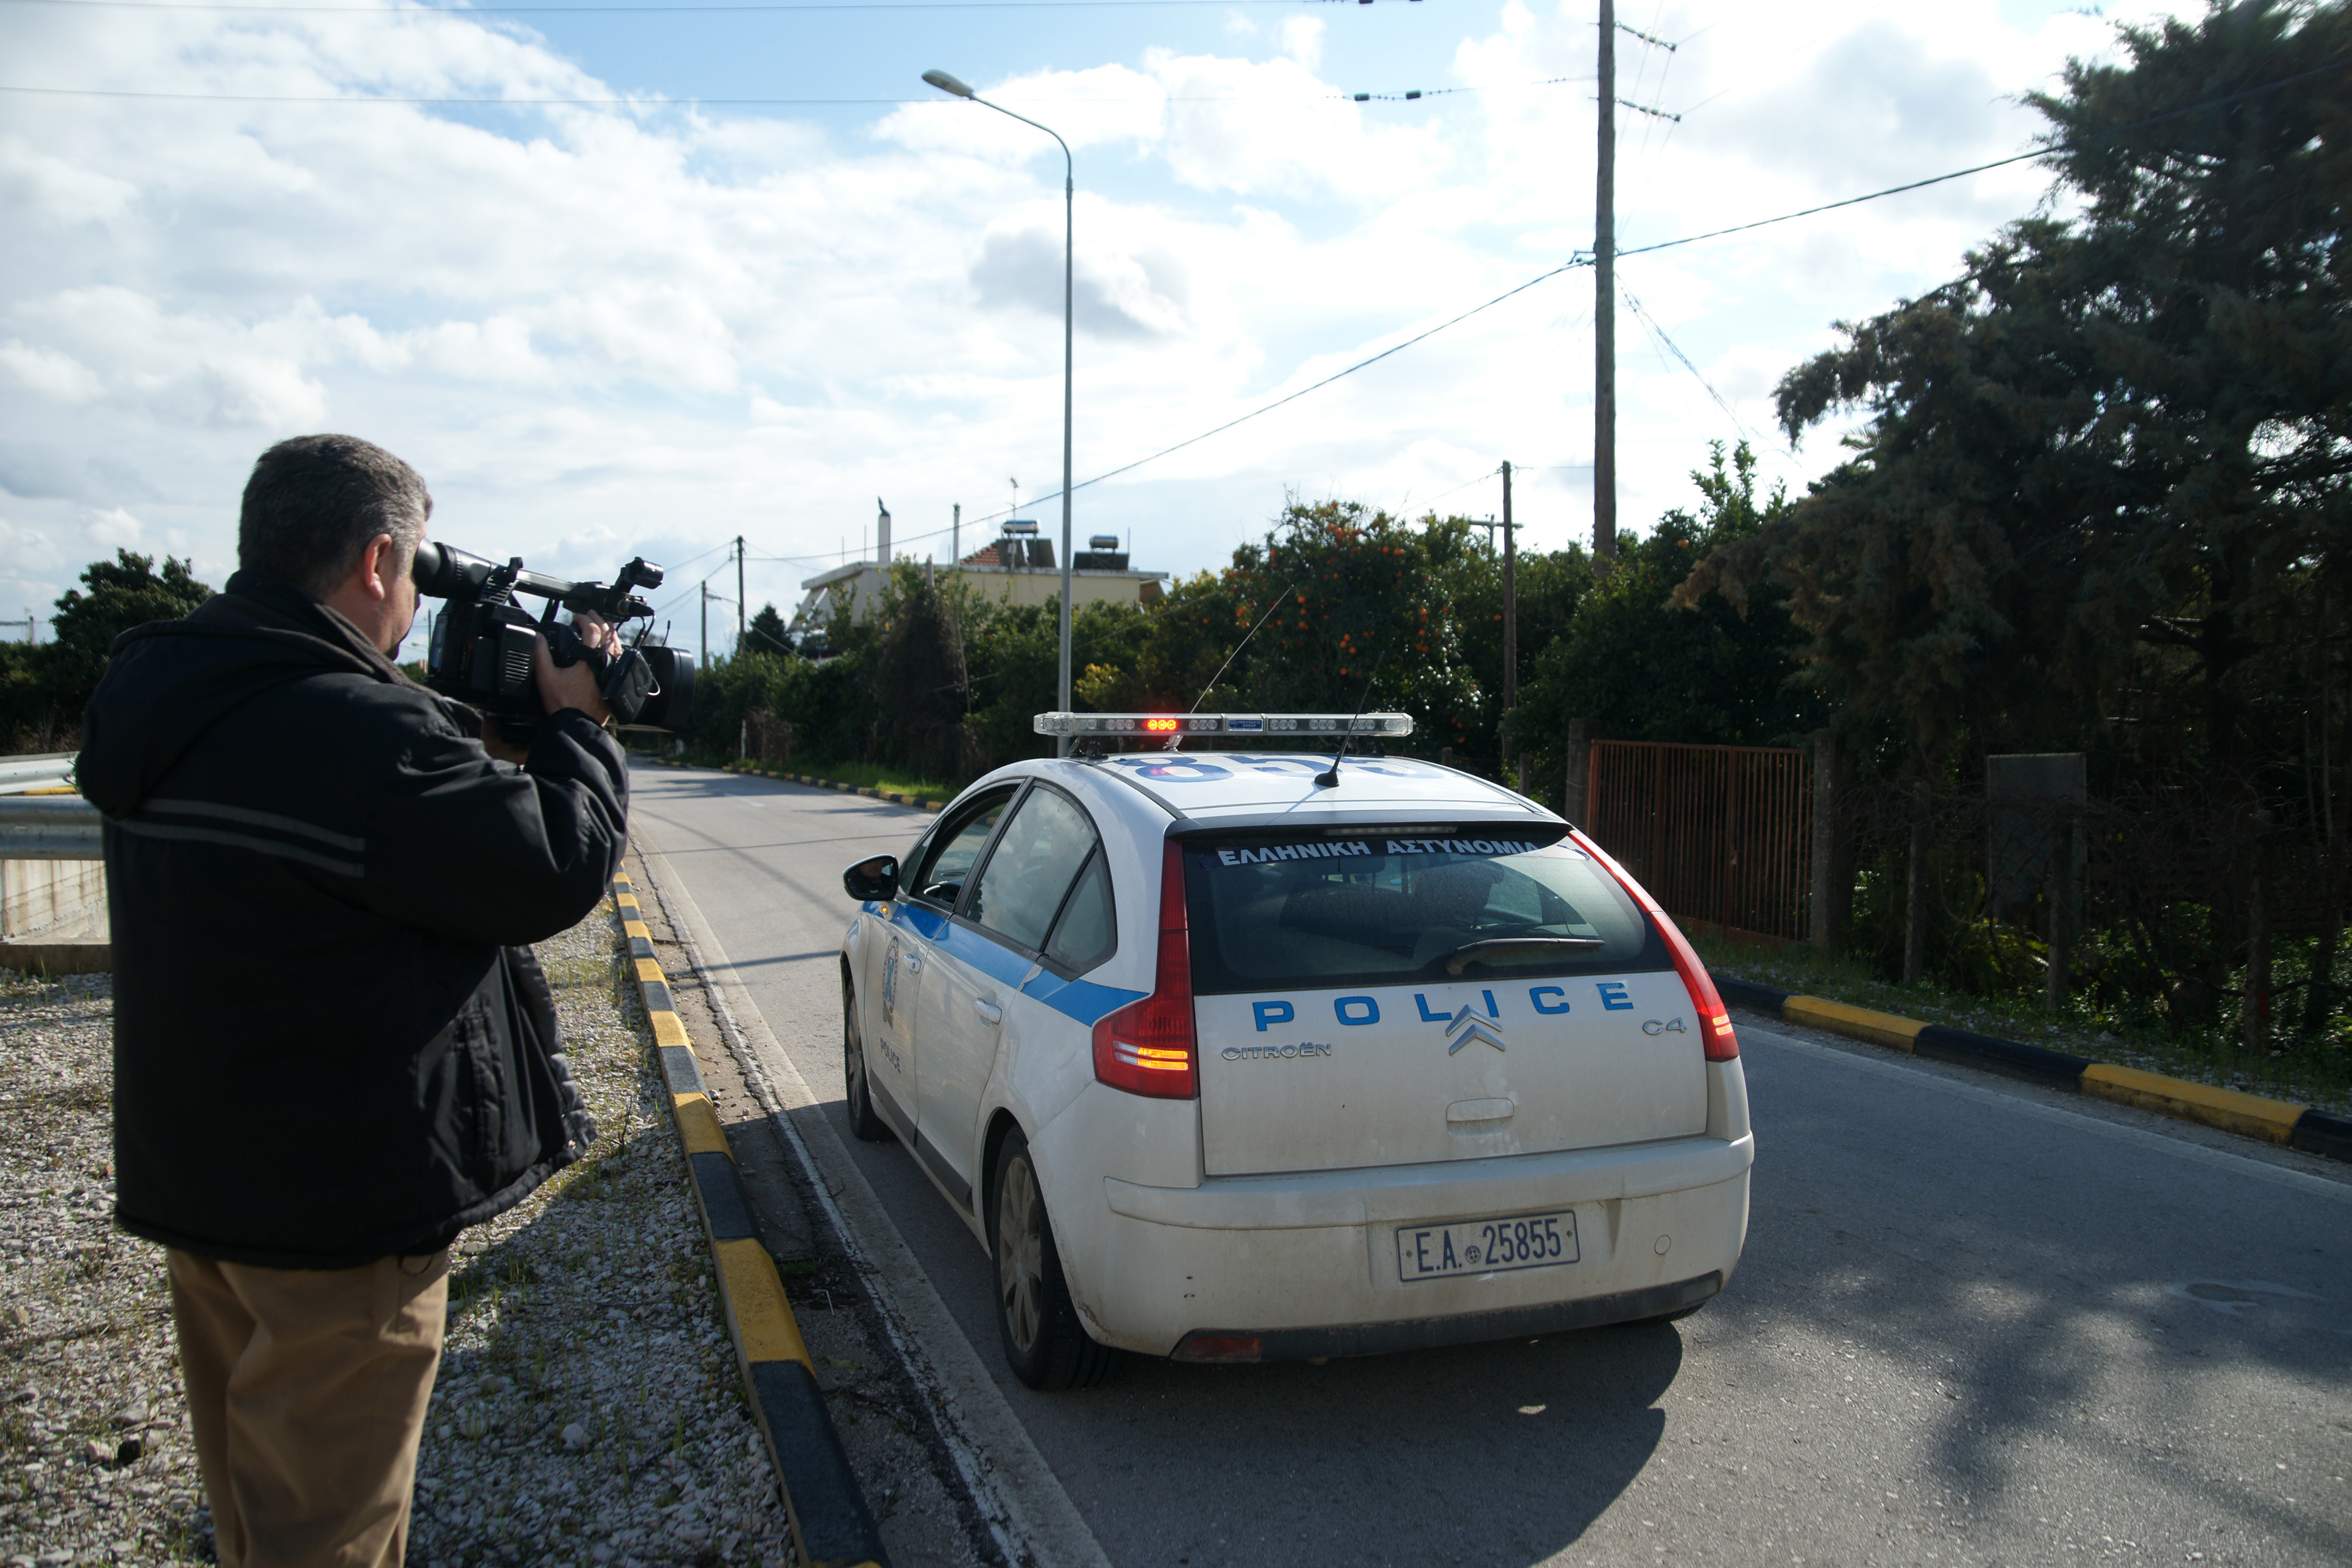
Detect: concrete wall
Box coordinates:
(3, 858, 108, 940)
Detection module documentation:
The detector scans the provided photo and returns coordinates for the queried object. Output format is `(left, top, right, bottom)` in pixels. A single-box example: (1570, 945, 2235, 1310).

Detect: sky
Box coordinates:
(1, 0, 2189, 663)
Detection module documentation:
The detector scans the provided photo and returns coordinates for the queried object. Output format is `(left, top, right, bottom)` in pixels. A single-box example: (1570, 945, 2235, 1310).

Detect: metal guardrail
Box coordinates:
(0, 796, 104, 859)
(0, 751, 76, 795)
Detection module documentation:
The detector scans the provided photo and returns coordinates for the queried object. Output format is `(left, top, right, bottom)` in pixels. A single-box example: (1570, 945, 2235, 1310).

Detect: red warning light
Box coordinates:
(1143, 718, 1180, 732)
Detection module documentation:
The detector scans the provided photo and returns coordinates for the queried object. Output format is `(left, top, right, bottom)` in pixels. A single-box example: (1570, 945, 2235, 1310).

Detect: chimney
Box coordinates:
(875, 497, 892, 565)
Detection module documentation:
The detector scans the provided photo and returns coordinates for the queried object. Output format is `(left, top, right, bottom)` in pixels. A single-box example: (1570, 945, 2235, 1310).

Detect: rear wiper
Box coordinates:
(1441, 937, 1605, 975)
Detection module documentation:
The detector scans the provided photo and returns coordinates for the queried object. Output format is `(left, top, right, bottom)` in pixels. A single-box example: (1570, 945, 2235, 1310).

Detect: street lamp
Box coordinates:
(923, 67, 1077, 757)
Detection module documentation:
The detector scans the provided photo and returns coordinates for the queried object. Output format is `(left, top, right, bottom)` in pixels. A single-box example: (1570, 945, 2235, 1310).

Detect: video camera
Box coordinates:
(412, 542, 695, 739)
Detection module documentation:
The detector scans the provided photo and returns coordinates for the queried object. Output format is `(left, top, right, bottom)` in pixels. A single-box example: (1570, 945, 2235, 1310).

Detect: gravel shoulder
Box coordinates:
(0, 902, 795, 1567)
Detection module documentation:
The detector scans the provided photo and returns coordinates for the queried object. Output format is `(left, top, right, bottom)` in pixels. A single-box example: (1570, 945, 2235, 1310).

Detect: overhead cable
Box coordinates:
(942, 258, 1594, 536)
(1616, 282, 1772, 449)
(1350, 74, 1590, 104)
(1621, 52, 2352, 258)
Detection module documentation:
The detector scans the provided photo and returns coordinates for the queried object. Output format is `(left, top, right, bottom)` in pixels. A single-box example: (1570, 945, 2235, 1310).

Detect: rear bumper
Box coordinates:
(1055, 1133, 1752, 1358)
(1172, 1271, 1722, 1362)
(1103, 1130, 1751, 1230)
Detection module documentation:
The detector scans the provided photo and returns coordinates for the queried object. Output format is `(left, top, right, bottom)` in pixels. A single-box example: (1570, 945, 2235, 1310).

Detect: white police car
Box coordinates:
(838, 713, 1753, 1389)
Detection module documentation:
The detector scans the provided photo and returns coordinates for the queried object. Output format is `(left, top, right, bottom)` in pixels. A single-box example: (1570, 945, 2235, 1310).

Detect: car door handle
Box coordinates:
(905, 953, 923, 973)
(972, 998, 1004, 1026)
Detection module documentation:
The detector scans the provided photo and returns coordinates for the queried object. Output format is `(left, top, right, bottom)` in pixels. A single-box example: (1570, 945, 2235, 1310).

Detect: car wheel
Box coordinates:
(990, 1129, 1112, 1391)
(842, 977, 890, 1143)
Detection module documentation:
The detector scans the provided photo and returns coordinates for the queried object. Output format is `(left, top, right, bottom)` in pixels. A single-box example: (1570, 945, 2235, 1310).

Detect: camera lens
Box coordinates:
(411, 542, 495, 599)
(627, 647, 695, 732)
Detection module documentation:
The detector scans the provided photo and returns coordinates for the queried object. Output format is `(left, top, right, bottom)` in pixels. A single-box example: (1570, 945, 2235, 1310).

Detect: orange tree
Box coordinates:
(1196, 499, 1488, 747)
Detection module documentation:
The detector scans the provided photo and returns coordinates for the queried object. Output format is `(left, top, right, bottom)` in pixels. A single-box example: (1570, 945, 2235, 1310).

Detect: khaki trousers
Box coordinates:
(167, 1247, 451, 1568)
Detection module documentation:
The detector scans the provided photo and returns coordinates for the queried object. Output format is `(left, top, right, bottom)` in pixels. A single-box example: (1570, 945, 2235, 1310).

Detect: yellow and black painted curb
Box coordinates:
(611, 870, 890, 1568)
(1715, 977, 2352, 1166)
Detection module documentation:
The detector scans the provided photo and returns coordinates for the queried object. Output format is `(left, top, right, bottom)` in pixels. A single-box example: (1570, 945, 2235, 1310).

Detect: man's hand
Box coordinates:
(532, 627, 613, 728)
(570, 611, 619, 657)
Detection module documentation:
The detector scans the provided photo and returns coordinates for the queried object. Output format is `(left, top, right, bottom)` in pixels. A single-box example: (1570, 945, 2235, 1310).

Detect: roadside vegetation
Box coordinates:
(1692, 931, 2352, 1115)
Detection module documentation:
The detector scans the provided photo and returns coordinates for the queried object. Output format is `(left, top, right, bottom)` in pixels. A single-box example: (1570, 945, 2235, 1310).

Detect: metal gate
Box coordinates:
(1585, 739, 1812, 943)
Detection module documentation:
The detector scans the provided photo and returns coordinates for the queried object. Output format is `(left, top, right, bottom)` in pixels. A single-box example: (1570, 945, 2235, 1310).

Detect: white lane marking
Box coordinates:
(633, 832, 1113, 1568)
(1742, 1024, 2352, 1208)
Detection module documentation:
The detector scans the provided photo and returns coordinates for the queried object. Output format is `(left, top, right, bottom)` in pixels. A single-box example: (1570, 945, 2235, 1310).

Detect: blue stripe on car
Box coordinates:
(891, 905, 1143, 1024)
(1022, 971, 1146, 1027)
(896, 903, 951, 940)
(933, 921, 1034, 987)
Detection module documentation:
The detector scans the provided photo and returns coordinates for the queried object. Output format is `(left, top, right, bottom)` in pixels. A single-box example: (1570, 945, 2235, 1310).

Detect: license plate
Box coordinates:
(1395, 1210, 1578, 1282)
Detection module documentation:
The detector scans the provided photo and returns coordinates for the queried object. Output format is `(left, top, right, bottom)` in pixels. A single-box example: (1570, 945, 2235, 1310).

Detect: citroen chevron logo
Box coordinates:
(1445, 1004, 1507, 1055)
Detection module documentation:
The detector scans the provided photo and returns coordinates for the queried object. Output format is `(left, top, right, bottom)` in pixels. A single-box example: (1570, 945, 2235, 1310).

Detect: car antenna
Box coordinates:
(1168, 580, 1294, 751)
(1315, 648, 1387, 789)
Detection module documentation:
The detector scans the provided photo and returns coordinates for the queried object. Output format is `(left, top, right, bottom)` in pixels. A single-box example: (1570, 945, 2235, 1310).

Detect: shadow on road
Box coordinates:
(1727, 1040, 2352, 1563)
(1085, 1322, 1684, 1565)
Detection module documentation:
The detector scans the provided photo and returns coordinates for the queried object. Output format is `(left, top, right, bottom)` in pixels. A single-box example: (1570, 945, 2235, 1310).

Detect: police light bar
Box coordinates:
(1033, 712, 1415, 738)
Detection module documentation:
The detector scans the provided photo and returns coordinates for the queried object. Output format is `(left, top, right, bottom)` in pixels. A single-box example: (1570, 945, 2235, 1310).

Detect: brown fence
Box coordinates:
(1586, 739, 1813, 942)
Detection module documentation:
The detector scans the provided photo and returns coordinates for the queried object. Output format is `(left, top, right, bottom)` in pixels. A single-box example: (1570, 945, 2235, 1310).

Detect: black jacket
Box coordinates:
(81, 569, 628, 1269)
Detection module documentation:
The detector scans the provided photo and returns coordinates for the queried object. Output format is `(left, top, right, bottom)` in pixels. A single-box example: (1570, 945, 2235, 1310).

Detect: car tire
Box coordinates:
(990, 1129, 1113, 1391)
(842, 977, 890, 1143)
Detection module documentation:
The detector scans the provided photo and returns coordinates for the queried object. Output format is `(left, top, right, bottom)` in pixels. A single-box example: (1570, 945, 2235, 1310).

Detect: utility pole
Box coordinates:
(1467, 479, 1520, 787)
(736, 535, 745, 655)
(1595, 0, 1616, 568)
(1502, 461, 1522, 793)
(1501, 460, 1518, 716)
(951, 503, 960, 567)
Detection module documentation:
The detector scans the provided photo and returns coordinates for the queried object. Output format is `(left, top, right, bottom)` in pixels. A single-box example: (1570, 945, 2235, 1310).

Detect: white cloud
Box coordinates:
(1279, 17, 1325, 72)
(0, 516, 70, 577)
(876, 65, 1166, 161)
(85, 507, 144, 548)
(0, 136, 139, 229)
(0, 342, 103, 405)
(1147, 48, 1450, 199)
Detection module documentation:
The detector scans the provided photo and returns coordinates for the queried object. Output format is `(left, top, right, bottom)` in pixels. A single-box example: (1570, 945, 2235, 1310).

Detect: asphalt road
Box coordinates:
(628, 759, 2352, 1568)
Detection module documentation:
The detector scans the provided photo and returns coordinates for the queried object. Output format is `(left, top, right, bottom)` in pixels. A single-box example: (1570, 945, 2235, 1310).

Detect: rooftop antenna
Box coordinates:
(1169, 581, 1295, 750)
(1314, 647, 1388, 789)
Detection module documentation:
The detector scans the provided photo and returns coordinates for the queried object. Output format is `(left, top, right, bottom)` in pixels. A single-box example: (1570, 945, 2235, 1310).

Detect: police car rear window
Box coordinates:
(1180, 832, 1667, 995)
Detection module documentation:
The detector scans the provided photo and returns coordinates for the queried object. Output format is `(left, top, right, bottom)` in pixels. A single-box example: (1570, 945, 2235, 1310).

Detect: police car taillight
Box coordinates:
(1571, 829, 1739, 1062)
(1092, 840, 1198, 1097)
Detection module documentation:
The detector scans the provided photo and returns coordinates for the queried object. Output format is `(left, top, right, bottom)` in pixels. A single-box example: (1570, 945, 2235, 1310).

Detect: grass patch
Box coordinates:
(679, 752, 959, 803)
(1693, 931, 2352, 1115)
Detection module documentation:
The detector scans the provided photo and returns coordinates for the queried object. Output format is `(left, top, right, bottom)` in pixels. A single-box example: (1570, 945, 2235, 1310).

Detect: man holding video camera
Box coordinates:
(81, 434, 629, 1567)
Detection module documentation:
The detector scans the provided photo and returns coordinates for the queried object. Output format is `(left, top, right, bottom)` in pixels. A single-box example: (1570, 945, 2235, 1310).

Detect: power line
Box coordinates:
(1622, 52, 2352, 259)
(1388, 463, 1497, 523)
(1350, 74, 1591, 104)
(938, 257, 1594, 538)
(1616, 281, 1772, 449)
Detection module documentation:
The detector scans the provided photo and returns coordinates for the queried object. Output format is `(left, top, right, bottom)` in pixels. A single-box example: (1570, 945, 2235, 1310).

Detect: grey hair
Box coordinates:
(238, 434, 432, 597)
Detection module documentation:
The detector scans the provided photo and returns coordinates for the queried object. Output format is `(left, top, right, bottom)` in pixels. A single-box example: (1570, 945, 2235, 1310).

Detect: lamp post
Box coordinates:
(924, 68, 1076, 756)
